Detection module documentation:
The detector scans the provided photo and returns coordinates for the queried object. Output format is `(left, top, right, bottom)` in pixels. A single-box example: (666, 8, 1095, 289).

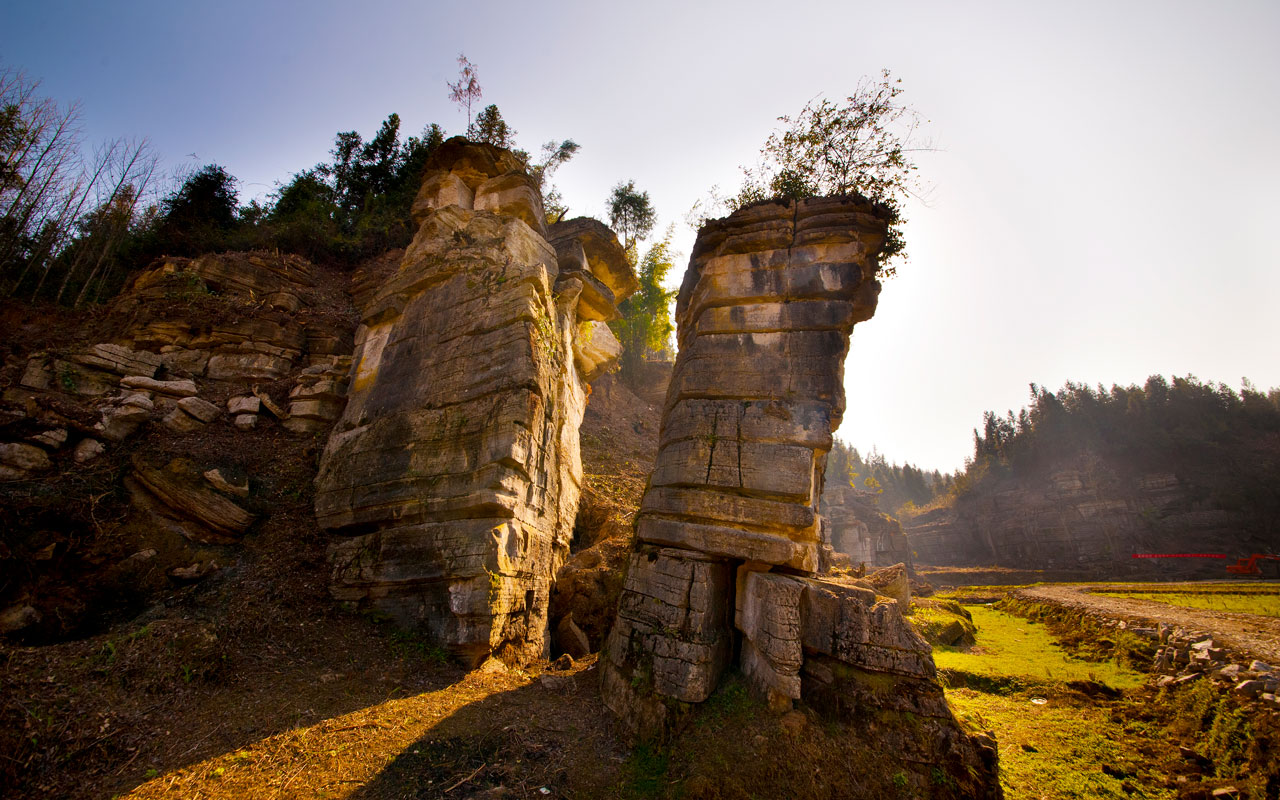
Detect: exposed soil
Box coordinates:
(1015, 583, 1280, 663)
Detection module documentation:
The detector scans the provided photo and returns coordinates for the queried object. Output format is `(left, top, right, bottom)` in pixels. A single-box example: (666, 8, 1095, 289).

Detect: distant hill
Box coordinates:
(902, 376, 1280, 578)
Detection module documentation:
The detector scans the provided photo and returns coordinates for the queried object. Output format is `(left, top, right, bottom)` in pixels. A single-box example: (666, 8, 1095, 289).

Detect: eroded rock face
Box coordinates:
(820, 483, 914, 569)
(115, 251, 353, 380)
(315, 139, 632, 666)
(598, 198, 1000, 796)
(903, 458, 1257, 578)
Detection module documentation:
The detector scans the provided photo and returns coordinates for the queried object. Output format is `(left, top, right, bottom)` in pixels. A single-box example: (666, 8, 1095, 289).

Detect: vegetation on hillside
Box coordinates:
(824, 438, 953, 516)
(1, 56, 578, 307)
(949, 375, 1280, 525)
(609, 232, 677, 383)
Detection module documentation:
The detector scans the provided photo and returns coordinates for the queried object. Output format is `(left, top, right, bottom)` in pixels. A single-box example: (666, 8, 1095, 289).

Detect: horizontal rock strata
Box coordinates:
(820, 483, 914, 569)
(315, 139, 632, 666)
(599, 197, 1001, 796)
(904, 461, 1261, 578)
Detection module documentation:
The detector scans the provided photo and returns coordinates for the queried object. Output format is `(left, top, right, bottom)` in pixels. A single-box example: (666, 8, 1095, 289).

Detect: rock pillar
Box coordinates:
(314, 139, 632, 666)
(599, 197, 1001, 797)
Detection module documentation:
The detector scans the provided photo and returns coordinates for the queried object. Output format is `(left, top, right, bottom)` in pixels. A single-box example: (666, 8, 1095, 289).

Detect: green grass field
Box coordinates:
(933, 605, 1145, 690)
(938, 605, 1175, 799)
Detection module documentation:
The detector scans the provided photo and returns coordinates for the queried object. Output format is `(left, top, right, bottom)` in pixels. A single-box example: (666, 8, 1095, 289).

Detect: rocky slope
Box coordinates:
(904, 451, 1273, 579)
(0, 249, 358, 644)
(819, 481, 914, 569)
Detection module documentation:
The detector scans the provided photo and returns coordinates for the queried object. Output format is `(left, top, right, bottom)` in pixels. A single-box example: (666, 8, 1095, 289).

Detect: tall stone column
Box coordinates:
(314, 139, 631, 666)
(599, 197, 1001, 798)
(601, 196, 885, 723)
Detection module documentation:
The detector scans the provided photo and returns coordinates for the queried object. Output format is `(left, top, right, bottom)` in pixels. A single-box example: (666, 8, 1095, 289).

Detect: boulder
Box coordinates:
(67, 343, 163, 378)
(178, 396, 221, 423)
(96, 395, 153, 441)
(120, 376, 197, 397)
(228, 395, 260, 415)
(0, 442, 53, 478)
(28, 428, 68, 450)
(73, 438, 105, 463)
(555, 613, 591, 659)
(129, 456, 256, 544)
(866, 562, 911, 605)
(0, 604, 40, 635)
(161, 407, 206, 433)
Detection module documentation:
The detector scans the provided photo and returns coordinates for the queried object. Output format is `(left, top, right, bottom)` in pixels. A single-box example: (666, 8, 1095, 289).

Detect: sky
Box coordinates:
(3, 0, 1278, 473)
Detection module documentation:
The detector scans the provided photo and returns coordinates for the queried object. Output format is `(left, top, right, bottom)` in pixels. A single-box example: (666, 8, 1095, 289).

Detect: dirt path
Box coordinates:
(1015, 583, 1280, 664)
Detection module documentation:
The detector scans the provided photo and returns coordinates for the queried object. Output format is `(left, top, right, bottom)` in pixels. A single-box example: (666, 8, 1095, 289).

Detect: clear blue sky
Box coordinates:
(4, 0, 1278, 473)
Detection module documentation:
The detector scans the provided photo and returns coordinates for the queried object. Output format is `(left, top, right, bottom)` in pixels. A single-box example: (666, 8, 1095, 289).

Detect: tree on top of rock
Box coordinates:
(607, 180, 656, 252)
(469, 104, 516, 149)
(696, 70, 930, 272)
(447, 54, 482, 131)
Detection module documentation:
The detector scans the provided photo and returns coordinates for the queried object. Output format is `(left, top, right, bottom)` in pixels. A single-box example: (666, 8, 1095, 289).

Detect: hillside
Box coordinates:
(903, 379, 1280, 578)
(1, 141, 1003, 799)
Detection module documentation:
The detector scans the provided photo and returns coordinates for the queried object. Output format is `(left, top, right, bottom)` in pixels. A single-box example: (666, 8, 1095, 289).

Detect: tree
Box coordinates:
(528, 139, 579, 223)
(706, 70, 929, 271)
(447, 54, 482, 130)
(469, 104, 516, 148)
(149, 163, 238, 257)
(356, 112, 403, 197)
(609, 226, 678, 382)
(607, 180, 656, 251)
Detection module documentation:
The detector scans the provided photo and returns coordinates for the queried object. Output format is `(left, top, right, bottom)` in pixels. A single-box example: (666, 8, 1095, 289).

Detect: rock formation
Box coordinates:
(0, 246, 359, 641)
(903, 454, 1263, 578)
(598, 197, 1000, 796)
(819, 482, 914, 569)
(314, 139, 632, 666)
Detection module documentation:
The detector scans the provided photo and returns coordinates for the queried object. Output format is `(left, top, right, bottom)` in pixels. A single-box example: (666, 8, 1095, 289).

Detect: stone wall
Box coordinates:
(597, 197, 1000, 797)
(314, 139, 632, 666)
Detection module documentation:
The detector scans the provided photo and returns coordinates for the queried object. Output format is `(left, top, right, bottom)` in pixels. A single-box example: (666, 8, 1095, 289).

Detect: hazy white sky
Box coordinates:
(4, 0, 1278, 472)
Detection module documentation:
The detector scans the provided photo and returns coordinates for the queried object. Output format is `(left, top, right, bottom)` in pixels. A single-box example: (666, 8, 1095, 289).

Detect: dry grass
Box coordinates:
(1090, 584, 1280, 618)
(116, 660, 623, 800)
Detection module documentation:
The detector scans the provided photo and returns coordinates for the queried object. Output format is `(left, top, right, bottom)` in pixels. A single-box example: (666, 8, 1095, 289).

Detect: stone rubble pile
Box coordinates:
(1119, 620, 1280, 706)
(0, 250, 360, 638)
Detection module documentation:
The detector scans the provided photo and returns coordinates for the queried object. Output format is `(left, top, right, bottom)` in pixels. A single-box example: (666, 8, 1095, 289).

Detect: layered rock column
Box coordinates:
(602, 197, 888, 725)
(601, 199, 1000, 797)
(314, 139, 632, 666)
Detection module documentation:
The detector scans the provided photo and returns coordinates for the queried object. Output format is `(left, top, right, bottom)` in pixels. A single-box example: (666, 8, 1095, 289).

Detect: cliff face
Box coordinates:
(904, 452, 1267, 577)
(819, 482, 913, 568)
(598, 197, 1000, 797)
(0, 248, 358, 642)
(314, 139, 631, 666)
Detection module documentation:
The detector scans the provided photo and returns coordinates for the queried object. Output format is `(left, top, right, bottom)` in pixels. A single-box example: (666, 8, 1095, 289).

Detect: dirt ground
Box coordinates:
(1015, 583, 1280, 663)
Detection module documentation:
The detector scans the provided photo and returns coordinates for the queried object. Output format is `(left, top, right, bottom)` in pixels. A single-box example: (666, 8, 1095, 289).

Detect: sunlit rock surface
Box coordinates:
(598, 197, 1000, 797)
(820, 482, 914, 569)
(315, 139, 632, 666)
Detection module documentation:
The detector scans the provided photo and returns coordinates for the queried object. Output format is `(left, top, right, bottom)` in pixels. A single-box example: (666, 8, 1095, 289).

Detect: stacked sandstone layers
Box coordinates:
(820, 482, 915, 569)
(600, 199, 1001, 796)
(314, 139, 630, 666)
(602, 197, 886, 722)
